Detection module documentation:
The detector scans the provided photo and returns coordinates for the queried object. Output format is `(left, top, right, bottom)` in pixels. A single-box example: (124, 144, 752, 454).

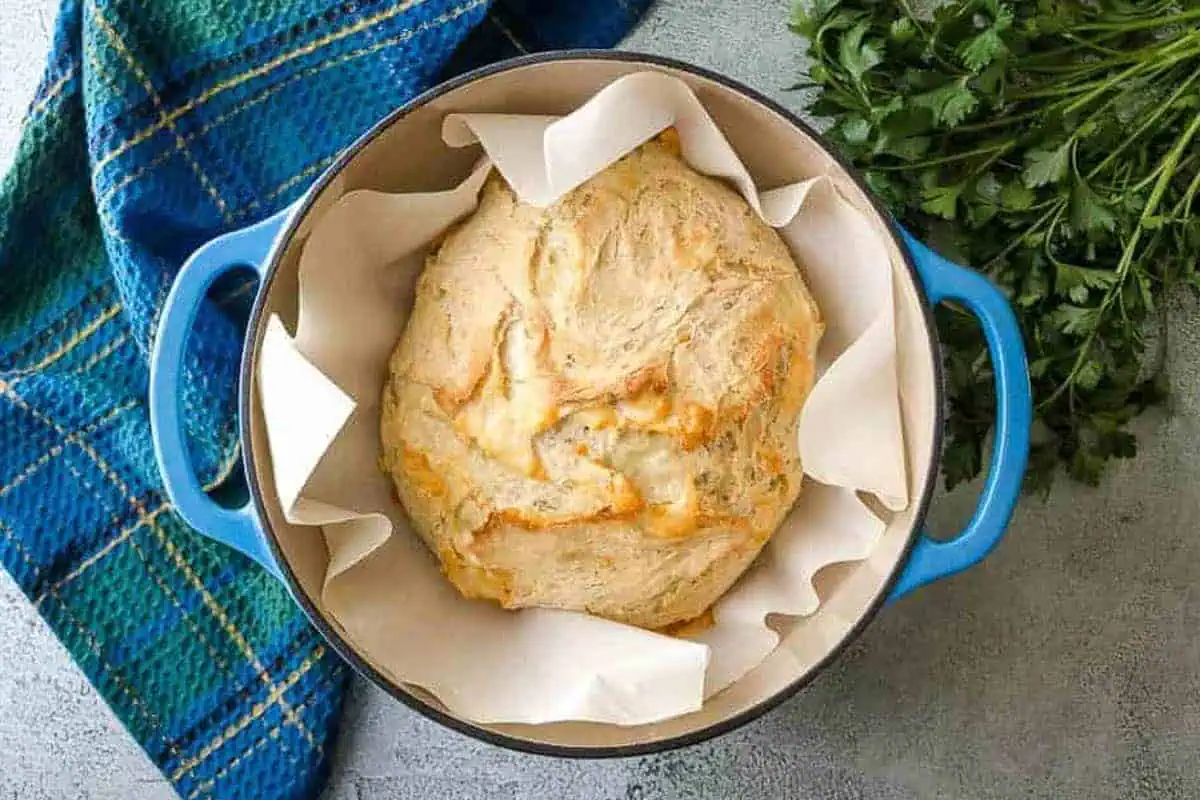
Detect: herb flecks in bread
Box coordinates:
(381, 131, 823, 630)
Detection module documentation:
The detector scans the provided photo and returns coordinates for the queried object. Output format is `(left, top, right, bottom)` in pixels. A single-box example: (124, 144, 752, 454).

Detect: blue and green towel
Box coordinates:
(0, 1, 649, 797)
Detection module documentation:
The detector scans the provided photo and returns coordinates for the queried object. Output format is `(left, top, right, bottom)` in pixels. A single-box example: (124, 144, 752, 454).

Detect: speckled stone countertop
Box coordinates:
(3, 1, 1200, 798)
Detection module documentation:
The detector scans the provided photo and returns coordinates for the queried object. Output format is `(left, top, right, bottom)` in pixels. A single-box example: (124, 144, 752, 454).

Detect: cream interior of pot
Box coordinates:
(244, 57, 940, 749)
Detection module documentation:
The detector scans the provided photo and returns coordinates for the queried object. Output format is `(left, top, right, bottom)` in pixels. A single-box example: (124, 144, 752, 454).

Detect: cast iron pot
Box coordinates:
(149, 51, 1032, 757)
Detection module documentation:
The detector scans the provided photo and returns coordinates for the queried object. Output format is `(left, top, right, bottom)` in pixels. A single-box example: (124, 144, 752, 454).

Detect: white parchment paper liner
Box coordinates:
(256, 72, 908, 725)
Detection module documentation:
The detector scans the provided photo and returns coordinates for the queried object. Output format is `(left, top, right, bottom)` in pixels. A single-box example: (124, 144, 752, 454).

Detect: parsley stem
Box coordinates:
(1020, 60, 1134, 75)
(875, 141, 1014, 171)
(1024, 30, 1133, 64)
(984, 200, 1066, 271)
(896, 0, 928, 37)
(1172, 167, 1200, 220)
(1008, 78, 1110, 102)
(1060, 43, 1200, 115)
(966, 148, 1006, 179)
(951, 110, 1042, 135)
(1041, 202, 1068, 273)
(1061, 33, 1126, 59)
(1028, 29, 1197, 68)
(1075, 8, 1200, 32)
(1129, 151, 1193, 195)
(1086, 64, 1200, 181)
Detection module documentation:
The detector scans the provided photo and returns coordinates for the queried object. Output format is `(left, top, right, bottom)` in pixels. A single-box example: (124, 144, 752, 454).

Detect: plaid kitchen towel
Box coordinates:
(0, 1, 650, 797)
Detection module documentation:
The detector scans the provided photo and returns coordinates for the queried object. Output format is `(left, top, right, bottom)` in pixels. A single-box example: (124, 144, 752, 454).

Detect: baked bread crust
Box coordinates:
(380, 133, 823, 630)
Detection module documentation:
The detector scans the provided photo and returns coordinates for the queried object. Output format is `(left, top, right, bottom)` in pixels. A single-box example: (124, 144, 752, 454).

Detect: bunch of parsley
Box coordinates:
(793, 0, 1200, 493)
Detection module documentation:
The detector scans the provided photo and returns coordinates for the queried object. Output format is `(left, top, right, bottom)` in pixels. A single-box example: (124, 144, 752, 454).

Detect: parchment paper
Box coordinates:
(256, 71, 908, 725)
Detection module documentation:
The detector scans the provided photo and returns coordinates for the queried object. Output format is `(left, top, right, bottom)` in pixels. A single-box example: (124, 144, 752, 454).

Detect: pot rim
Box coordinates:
(239, 49, 945, 759)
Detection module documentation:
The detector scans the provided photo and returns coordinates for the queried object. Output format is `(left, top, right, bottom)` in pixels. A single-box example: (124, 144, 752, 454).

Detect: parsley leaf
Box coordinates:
(838, 22, 883, 84)
(878, 135, 932, 161)
(975, 173, 1003, 203)
(999, 181, 1036, 211)
(959, 28, 1006, 71)
(1054, 263, 1117, 300)
(1069, 181, 1117, 233)
(1075, 359, 1104, 391)
(1050, 304, 1100, 337)
(921, 183, 965, 219)
(890, 17, 916, 43)
(840, 116, 872, 144)
(914, 80, 979, 127)
(788, 0, 842, 38)
(1022, 143, 1071, 188)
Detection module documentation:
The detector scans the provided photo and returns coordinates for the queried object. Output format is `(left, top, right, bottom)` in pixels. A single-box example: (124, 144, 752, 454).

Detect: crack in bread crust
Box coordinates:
(380, 131, 823, 630)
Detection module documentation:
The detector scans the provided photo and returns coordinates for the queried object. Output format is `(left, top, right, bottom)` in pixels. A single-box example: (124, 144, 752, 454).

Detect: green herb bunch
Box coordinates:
(793, 0, 1200, 493)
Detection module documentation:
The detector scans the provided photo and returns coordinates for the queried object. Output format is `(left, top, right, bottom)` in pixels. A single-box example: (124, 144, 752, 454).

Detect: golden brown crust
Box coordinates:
(380, 133, 823, 630)
(659, 607, 716, 639)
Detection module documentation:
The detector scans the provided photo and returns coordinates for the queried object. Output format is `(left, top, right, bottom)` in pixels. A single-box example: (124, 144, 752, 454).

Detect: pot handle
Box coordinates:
(149, 208, 293, 579)
(890, 230, 1032, 599)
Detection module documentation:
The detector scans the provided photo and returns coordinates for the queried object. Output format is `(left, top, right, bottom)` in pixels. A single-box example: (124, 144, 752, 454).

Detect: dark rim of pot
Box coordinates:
(240, 49, 945, 759)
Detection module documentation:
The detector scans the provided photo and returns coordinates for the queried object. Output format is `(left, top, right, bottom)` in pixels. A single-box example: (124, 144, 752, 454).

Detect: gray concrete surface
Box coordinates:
(4, 1, 1200, 798)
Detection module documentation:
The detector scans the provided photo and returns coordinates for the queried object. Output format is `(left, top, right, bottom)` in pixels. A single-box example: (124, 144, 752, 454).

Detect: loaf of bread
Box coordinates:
(380, 132, 822, 630)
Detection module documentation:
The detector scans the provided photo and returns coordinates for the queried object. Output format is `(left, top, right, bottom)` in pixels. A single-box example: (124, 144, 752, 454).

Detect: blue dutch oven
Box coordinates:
(149, 52, 1031, 756)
